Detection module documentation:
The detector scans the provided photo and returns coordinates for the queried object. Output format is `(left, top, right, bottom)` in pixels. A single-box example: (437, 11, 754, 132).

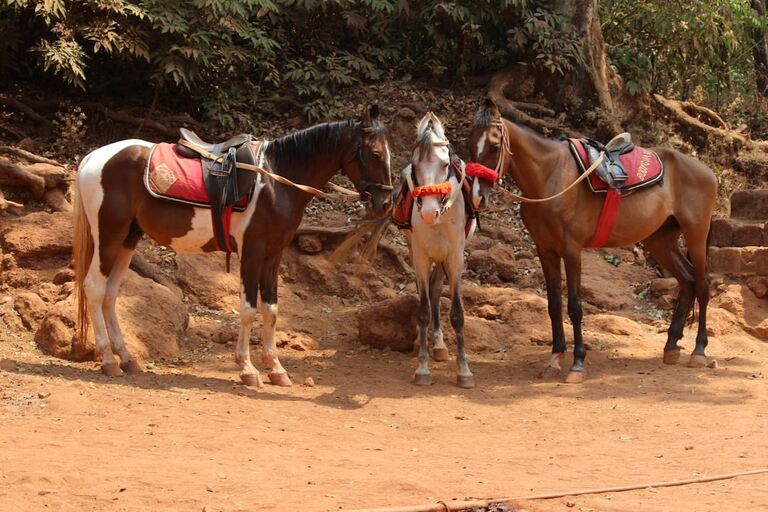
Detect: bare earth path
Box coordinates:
(2, 325, 767, 512)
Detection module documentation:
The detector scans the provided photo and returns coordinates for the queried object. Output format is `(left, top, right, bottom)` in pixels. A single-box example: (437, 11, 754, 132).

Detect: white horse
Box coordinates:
(404, 113, 476, 388)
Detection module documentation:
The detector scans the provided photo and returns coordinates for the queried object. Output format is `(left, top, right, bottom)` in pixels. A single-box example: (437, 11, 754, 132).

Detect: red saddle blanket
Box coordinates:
(569, 139, 664, 193)
(144, 143, 249, 211)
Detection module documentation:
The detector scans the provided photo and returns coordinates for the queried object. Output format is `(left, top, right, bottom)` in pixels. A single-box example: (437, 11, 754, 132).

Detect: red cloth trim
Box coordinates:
(586, 189, 621, 248)
(412, 182, 452, 197)
(215, 206, 236, 252)
(465, 161, 498, 183)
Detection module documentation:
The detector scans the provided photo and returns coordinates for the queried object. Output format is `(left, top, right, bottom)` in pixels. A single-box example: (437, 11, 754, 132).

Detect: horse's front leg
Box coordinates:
(428, 264, 449, 362)
(446, 253, 474, 389)
(260, 260, 292, 387)
(539, 248, 567, 379)
(235, 281, 263, 387)
(564, 249, 586, 383)
(413, 251, 433, 386)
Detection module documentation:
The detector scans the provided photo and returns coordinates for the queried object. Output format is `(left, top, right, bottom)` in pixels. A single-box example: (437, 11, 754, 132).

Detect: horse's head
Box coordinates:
(342, 105, 393, 216)
(408, 112, 455, 226)
(467, 98, 506, 209)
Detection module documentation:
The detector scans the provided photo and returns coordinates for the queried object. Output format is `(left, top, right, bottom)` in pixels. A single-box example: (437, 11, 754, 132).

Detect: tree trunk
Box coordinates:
(557, 0, 616, 113)
(752, 0, 768, 97)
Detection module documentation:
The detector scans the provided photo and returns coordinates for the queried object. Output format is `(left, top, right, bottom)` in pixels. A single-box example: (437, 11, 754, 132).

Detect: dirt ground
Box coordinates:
(1, 84, 768, 511)
(1, 217, 767, 511)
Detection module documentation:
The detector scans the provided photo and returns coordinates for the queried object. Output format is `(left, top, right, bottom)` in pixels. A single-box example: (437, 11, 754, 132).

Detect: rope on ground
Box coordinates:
(346, 468, 768, 512)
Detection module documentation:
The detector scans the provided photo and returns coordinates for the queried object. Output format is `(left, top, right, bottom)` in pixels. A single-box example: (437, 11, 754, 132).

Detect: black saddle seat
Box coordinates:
(176, 127, 257, 166)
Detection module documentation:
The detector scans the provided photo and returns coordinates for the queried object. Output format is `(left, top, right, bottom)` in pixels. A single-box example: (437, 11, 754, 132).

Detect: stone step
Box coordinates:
(710, 218, 767, 247)
(730, 189, 768, 220)
(708, 246, 768, 276)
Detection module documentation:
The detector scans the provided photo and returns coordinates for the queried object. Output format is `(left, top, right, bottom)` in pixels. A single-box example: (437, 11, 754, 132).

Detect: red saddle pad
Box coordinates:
(144, 143, 249, 210)
(569, 139, 664, 193)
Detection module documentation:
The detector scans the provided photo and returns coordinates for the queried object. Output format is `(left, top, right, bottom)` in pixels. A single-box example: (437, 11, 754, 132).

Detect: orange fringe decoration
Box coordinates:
(411, 181, 452, 197)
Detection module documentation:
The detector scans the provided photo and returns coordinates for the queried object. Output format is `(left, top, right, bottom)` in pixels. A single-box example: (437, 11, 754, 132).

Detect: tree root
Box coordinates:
(0, 149, 70, 211)
(0, 94, 47, 123)
(488, 68, 584, 137)
(0, 190, 24, 214)
(0, 146, 61, 166)
(0, 159, 46, 198)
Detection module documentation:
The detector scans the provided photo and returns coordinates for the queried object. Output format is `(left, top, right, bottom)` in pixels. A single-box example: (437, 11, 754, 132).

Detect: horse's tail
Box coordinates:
(330, 215, 392, 266)
(72, 161, 94, 346)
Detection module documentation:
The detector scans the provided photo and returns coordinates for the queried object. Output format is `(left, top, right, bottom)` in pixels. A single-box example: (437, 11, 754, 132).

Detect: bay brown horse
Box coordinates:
(73, 106, 392, 387)
(468, 100, 718, 382)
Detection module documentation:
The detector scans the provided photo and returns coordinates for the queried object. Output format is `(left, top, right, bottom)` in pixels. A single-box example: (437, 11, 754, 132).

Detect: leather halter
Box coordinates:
(405, 139, 464, 215)
(351, 125, 394, 203)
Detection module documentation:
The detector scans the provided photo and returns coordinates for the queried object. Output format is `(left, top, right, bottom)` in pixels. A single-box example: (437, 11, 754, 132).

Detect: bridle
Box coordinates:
(350, 125, 394, 204)
(490, 117, 513, 183)
(404, 131, 464, 215)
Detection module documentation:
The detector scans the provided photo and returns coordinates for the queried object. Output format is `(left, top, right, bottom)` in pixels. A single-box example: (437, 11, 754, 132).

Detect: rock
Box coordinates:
(706, 307, 739, 336)
(303, 377, 315, 387)
(710, 283, 768, 341)
(730, 189, 768, 220)
(174, 253, 241, 310)
(210, 326, 236, 345)
(650, 277, 679, 298)
(14, 292, 47, 330)
(36, 282, 60, 303)
(746, 276, 768, 298)
(35, 271, 188, 362)
(53, 268, 75, 284)
(709, 218, 734, 247)
(0, 211, 73, 259)
(474, 304, 500, 320)
(296, 234, 323, 254)
(34, 297, 83, 360)
(467, 244, 517, 282)
(733, 221, 765, 247)
(396, 107, 416, 120)
(0, 358, 18, 372)
(278, 331, 320, 351)
(709, 247, 768, 275)
(497, 294, 548, 325)
(584, 314, 645, 336)
(357, 295, 418, 352)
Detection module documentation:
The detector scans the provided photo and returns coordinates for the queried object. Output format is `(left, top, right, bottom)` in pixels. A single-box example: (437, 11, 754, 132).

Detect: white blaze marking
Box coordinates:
(476, 132, 487, 159)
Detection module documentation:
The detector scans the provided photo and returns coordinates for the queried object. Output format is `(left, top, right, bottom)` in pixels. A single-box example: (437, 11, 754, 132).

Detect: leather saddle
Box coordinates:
(581, 132, 635, 189)
(175, 128, 262, 258)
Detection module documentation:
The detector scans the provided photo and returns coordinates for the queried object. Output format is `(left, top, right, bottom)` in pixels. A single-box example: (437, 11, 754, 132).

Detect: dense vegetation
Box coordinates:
(1, 0, 767, 131)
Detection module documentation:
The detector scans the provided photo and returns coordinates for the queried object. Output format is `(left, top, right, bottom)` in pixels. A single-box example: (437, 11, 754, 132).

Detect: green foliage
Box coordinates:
(0, 0, 584, 126)
(601, 0, 762, 109)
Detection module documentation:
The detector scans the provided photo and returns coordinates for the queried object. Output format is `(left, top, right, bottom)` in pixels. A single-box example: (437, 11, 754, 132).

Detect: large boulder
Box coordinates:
(174, 253, 241, 310)
(356, 295, 418, 352)
(34, 271, 188, 362)
(467, 244, 517, 282)
(0, 211, 72, 260)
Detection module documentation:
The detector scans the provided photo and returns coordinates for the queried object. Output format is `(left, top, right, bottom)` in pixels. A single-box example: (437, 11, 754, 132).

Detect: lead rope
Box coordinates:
(177, 139, 361, 201)
(488, 118, 605, 211)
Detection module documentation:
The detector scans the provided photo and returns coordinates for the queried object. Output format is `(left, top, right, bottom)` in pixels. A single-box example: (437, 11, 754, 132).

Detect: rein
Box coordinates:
(178, 139, 362, 201)
(480, 119, 605, 209)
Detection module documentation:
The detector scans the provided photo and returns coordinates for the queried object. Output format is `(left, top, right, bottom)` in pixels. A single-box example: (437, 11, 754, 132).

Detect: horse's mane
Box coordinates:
(414, 114, 447, 161)
(265, 118, 386, 170)
(474, 109, 560, 147)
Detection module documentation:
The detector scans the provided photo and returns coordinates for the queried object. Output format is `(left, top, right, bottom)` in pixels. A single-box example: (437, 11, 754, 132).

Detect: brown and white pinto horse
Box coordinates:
(73, 106, 392, 387)
(468, 100, 718, 382)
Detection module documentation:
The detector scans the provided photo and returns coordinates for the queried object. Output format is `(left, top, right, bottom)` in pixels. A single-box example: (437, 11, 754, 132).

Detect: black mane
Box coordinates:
(265, 118, 386, 170)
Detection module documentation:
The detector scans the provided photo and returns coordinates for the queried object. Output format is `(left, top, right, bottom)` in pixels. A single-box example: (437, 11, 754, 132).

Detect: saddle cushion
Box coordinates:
(569, 139, 664, 193)
(144, 143, 249, 211)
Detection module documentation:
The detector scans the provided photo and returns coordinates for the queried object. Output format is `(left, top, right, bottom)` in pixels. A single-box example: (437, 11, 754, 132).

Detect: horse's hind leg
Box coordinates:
(680, 224, 712, 367)
(103, 246, 142, 373)
(446, 256, 473, 389)
(642, 223, 695, 364)
(429, 264, 449, 362)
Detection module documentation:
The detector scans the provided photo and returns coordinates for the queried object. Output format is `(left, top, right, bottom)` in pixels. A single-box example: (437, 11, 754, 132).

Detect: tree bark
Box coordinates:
(751, 0, 768, 97)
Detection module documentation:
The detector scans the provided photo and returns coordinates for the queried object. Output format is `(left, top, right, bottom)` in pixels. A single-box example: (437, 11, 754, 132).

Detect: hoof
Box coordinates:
(663, 348, 681, 365)
(687, 354, 716, 368)
(268, 372, 293, 387)
(413, 373, 432, 386)
(240, 371, 264, 388)
(564, 370, 586, 384)
(457, 374, 475, 389)
(432, 347, 450, 362)
(101, 362, 124, 377)
(119, 359, 143, 374)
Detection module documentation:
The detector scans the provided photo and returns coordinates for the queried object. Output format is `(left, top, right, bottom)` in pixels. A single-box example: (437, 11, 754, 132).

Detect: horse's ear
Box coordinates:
(369, 104, 380, 121)
(482, 98, 500, 116)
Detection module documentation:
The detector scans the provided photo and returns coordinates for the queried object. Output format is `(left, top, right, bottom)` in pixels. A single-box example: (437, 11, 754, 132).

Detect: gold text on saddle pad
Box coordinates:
(636, 151, 652, 181)
(150, 163, 178, 194)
